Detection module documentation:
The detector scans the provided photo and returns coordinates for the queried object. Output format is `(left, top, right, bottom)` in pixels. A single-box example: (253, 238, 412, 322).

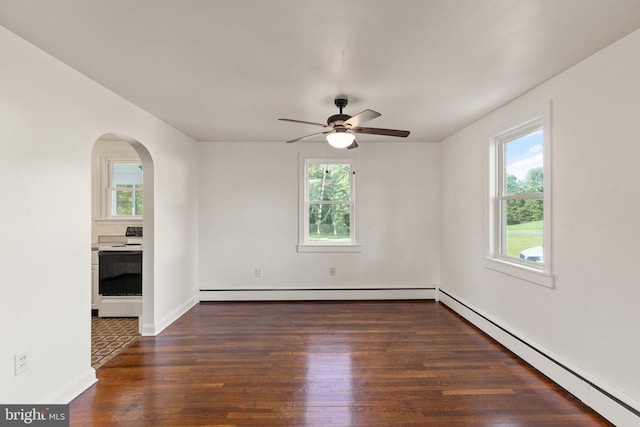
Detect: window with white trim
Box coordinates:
(102, 158, 143, 220)
(298, 157, 359, 253)
(487, 103, 552, 287)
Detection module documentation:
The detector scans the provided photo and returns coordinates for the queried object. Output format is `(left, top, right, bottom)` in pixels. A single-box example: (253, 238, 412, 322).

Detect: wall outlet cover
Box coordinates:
(14, 349, 30, 376)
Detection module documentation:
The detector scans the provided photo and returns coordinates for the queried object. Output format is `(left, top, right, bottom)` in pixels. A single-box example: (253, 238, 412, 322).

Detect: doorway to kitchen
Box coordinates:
(90, 134, 155, 367)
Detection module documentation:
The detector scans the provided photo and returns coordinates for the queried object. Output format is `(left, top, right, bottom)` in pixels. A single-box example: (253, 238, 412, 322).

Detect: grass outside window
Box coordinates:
(506, 220, 543, 258)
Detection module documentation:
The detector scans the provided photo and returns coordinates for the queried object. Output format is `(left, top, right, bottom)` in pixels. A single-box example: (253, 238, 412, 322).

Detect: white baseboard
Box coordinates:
(199, 287, 437, 301)
(438, 288, 640, 427)
(45, 368, 97, 404)
(140, 297, 198, 336)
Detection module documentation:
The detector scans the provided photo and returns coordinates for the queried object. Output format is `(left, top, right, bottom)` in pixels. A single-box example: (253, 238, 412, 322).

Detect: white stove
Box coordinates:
(97, 226, 143, 317)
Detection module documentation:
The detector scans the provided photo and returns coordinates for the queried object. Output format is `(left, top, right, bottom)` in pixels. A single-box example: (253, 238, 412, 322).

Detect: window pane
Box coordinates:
(505, 130, 543, 195)
(308, 203, 350, 241)
(308, 163, 351, 202)
(503, 198, 544, 262)
(111, 188, 142, 216)
(113, 163, 143, 186)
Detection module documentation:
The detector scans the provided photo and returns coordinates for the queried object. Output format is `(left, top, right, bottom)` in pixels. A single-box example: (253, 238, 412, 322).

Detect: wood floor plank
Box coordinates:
(70, 301, 612, 426)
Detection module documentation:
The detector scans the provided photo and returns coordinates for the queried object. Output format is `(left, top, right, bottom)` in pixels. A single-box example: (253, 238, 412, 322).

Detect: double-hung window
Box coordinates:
(487, 103, 552, 287)
(298, 157, 359, 252)
(104, 159, 143, 219)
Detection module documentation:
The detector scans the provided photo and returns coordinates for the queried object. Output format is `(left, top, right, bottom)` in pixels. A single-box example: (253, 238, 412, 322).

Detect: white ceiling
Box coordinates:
(2, 0, 640, 143)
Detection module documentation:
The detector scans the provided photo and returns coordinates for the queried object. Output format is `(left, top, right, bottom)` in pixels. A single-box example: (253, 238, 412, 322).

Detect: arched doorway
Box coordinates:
(90, 134, 154, 366)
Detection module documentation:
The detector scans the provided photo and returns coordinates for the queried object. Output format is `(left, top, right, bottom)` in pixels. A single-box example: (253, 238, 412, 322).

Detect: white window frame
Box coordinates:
(485, 102, 553, 288)
(100, 155, 143, 222)
(297, 156, 360, 253)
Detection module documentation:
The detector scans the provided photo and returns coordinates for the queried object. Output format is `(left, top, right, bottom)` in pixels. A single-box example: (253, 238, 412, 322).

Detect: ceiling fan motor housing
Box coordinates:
(327, 114, 351, 126)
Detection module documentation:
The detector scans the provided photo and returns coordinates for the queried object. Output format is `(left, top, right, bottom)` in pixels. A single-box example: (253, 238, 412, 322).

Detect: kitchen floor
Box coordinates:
(91, 316, 139, 369)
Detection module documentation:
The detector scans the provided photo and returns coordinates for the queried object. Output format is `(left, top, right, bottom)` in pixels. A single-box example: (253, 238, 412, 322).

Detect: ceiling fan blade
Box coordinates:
(343, 109, 381, 127)
(346, 140, 359, 150)
(285, 131, 329, 144)
(279, 118, 329, 128)
(352, 127, 410, 138)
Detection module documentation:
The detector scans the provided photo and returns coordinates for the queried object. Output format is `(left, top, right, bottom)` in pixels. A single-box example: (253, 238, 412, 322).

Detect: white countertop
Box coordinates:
(92, 236, 143, 251)
(97, 243, 143, 251)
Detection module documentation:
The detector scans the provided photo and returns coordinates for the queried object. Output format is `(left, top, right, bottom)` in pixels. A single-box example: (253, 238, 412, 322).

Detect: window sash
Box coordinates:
(497, 197, 544, 261)
(496, 119, 543, 198)
(306, 202, 351, 242)
(108, 185, 143, 217)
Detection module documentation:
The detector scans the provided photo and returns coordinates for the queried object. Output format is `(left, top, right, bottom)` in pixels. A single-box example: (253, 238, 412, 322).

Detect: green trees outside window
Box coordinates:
(506, 167, 543, 225)
(306, 162, 352, 242)
(110, 163, 143, 217)
(112, 186, 143, 216)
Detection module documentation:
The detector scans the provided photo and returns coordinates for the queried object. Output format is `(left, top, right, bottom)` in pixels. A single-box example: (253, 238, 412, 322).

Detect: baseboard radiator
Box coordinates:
(199, 287, 436, 301)
(438, 288, 640, 427)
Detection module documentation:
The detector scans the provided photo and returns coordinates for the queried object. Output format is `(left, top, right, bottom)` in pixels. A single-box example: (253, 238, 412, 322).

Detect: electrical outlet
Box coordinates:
(255, 267, 262, 278)
(14, 349, 30, 376)
(329, 267, 336, 276)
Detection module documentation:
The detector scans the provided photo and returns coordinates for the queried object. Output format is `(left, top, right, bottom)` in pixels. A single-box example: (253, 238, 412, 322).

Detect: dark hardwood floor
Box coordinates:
(70, 301, 611, 426)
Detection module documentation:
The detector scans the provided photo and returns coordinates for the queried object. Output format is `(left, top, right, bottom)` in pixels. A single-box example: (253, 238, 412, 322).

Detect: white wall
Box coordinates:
(440, 27, 640, 407)
(198, 141, 440, 293)
(0, 25, 199, 403)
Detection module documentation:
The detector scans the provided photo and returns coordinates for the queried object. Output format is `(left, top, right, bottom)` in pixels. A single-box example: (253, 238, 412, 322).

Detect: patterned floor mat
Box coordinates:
(91, 317, 139, 369)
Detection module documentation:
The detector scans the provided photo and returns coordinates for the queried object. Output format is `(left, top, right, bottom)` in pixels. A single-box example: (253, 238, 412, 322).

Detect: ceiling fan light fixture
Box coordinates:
(326, 130, 355, 148)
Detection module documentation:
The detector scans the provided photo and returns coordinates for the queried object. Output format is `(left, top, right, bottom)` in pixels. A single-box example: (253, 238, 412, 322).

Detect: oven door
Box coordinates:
(99, 250, 142, 296)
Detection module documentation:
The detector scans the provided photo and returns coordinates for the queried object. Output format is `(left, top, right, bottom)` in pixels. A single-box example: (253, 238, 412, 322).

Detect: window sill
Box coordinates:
(484, 257, 554, 288)
(297, 244, 361, 253)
